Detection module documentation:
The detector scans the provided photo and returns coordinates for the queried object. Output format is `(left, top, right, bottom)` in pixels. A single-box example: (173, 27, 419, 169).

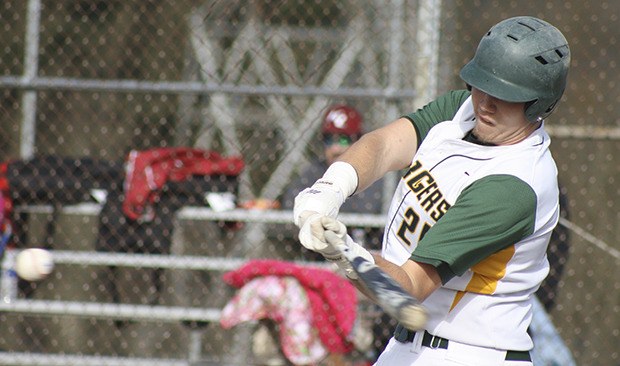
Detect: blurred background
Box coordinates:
(0, 0, 618, 365)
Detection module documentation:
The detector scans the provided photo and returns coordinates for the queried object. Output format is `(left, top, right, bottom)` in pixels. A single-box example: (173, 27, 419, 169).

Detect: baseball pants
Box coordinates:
(374, 331, 533, 366)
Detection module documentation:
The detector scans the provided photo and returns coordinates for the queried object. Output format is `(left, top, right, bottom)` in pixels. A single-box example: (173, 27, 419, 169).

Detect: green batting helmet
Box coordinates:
(460, 16, 570, 122)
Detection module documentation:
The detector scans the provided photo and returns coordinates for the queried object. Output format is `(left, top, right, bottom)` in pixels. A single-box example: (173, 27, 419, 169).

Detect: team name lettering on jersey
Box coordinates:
(395, 160, 452, 247)
(404, 160, 451, 221)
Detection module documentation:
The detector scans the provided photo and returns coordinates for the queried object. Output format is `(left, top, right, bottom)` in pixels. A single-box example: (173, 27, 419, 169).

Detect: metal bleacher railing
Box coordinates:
(0, 206, 384, 365)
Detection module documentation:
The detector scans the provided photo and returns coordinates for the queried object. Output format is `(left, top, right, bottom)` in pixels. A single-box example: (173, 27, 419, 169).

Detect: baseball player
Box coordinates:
(292, 16, 570, 366)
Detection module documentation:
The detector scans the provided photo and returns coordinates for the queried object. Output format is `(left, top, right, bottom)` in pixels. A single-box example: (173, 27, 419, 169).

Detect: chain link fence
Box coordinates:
(0, 0, 618, 365)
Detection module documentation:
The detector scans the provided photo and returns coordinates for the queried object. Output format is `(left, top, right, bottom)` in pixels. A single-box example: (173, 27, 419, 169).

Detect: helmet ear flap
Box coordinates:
(524, 98, 560, 122)
(542, 99, 560, 116)
(524, 100, 537, 121)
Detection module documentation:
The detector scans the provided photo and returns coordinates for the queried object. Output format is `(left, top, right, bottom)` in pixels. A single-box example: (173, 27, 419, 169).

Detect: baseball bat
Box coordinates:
(331, 234, 428, 331)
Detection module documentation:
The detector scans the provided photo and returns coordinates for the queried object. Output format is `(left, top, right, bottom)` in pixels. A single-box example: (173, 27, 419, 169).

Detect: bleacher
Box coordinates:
(0, 205, 385, 365)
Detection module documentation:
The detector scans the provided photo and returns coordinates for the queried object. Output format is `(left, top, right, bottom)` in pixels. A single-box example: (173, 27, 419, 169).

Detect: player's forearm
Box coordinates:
(373, 254, 441, 302)
(337, 118, 417, 192)
(336, 133, 391, 192)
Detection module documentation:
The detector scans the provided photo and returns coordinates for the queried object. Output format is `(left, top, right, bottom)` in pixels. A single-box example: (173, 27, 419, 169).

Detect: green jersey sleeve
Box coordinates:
(410, 174, 537, 283)
(404, 89, 471, 148)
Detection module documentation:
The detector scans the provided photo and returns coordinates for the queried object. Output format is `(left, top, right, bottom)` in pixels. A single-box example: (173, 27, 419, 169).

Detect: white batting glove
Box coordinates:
(298, 214, 346, 258)
(298, 211, 328, 252)
(306, 216, 374, 280)
(293, 162, 358, 227)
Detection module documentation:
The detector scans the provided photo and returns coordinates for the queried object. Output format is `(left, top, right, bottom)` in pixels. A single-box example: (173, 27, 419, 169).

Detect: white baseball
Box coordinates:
(14, 248, 55, 281)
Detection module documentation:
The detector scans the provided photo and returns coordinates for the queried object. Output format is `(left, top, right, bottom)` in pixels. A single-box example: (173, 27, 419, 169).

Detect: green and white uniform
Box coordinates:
(383, 90, 559, 351)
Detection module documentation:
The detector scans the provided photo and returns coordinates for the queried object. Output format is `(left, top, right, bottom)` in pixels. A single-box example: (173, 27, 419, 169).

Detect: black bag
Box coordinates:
(6, 155, 123, 207)
(95, 174, 239, 254)
(5, 155, 124, 248)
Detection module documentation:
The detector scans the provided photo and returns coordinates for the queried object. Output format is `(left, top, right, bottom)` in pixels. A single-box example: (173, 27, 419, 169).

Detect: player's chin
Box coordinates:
(472, 124, 496, 141)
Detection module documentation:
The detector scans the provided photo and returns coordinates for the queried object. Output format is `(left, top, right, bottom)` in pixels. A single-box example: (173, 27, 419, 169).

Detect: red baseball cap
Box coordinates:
(321, 105, 363, 137)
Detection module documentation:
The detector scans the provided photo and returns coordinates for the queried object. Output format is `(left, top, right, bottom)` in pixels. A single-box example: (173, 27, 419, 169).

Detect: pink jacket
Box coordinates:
(223, 259, 358, 354)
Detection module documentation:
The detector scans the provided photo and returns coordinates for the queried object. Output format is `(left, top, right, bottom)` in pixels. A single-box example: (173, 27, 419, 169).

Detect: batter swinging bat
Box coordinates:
(325, 231, 428, 331)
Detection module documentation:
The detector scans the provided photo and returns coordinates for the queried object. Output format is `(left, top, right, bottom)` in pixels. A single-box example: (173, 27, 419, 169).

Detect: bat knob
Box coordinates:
(400, 304, 428, 331)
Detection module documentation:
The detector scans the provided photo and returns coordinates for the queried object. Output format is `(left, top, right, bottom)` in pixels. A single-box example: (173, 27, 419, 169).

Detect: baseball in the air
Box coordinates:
(14, 248, 55, 281)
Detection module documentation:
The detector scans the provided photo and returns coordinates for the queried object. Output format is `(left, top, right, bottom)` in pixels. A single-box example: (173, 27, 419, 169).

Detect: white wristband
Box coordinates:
(321, 161, 359, 198)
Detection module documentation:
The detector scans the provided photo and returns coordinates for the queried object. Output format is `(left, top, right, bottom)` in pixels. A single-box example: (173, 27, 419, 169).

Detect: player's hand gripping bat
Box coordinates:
(324, 230, 428, 331)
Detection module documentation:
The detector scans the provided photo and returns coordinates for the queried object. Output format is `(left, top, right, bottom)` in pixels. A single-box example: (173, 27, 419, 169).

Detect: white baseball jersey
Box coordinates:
(382, 92, 560, 351)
